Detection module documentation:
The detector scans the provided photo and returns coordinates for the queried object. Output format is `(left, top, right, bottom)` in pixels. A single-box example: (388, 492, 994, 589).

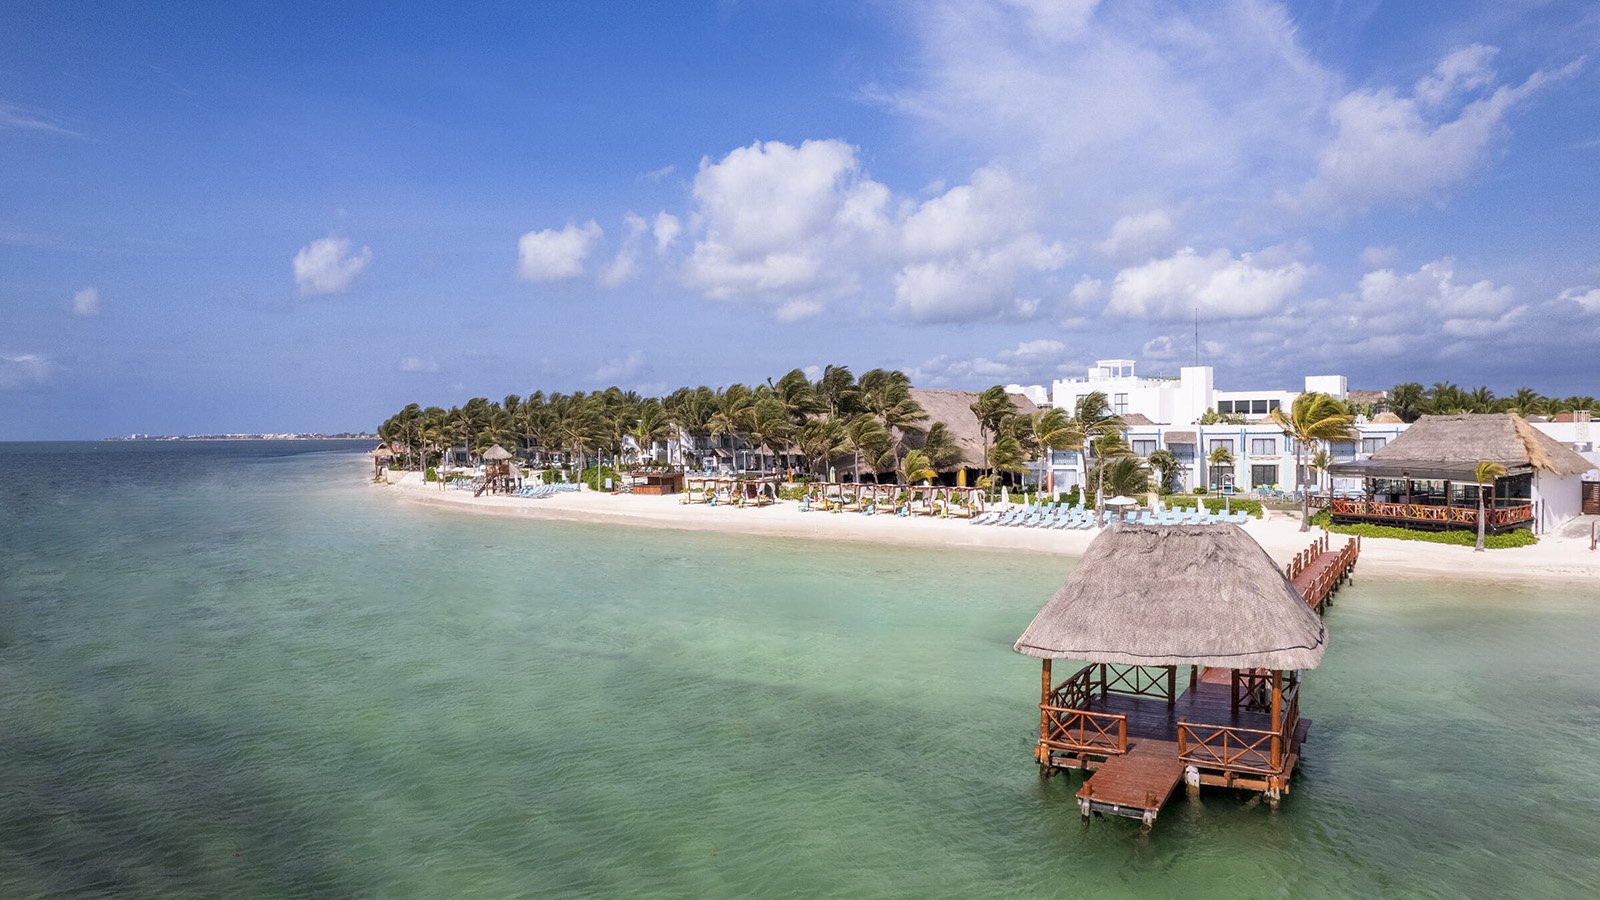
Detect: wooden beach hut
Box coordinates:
(1326, 413, 1595, 534)
(1014, 524, 1326, 826)
(369, 443, 396, 478)
(480, 444, 517, 495)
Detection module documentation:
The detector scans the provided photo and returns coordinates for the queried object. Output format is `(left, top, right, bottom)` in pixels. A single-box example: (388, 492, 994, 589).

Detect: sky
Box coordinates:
(3, 0, 1598, 439)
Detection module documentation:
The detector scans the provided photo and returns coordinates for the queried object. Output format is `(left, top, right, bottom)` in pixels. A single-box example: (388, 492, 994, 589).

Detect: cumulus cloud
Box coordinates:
(398, 357, 439, 373)
(652, 212, 681, 252)
(683, 139, 889, 304)
(600, 213, 648, 288)
(1143, 335, 1223, 363)
(1095, 209, 1178, 260)
(293, 237, 373, 295)
(1559, 286, 1600, 314)
(1106, 247, 1307, 319)
(591, 350, 646, 383)
(72, 286, 98, 316)
(1292, 49, 1580, 213)
(517, 220, 602, 282)
(1360, 245, 1400, 270)
(0, 353, 49, 388)
(1357, 259, 1515, 318)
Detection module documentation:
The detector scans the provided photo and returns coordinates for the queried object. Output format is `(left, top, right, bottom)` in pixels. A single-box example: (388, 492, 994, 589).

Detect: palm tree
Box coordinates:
(921, 422, 964, 473)
(842, 414, 889, 482)
(1310, 447, 1333, 496)
(769, 368, 824, 425)
(1506, 388, 1545, 417)
(1069, 392, 1124, 523)
(1020, 407, 1085, 494)
(797, 417, 845, 477)
(1090, 456, 1150, 501)
(860, 368, 927, 470)
(630, 398, 673, 465)
(744, 396, 792, 478)
(816, 364, 859, 419)
(899, 449, 936, 486)
(1208, 444, 1234, 491)
(969, 385, 1017, 482)
(1092, 432, 1133, 524)
(1473, 460, 1507, 552)
(1388, 382, 1426, 422)
(1467, 386, 1496, 413)
(708, 384, 755, 469)
(1146, 448, 1180, 494)
(1270, 392, 1358, 532)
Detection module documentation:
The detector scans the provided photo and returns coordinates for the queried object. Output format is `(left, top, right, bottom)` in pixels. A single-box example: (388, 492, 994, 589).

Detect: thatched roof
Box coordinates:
(369, 444, 395, 458)
(1013, 524, 1326, 670)
(482, 444, 514, 460)
(1121, 412, 1157, 427)
(1163, 430, 1197, 446)
(1328, 413, 1594, 481)
(903, 388, 1040, 471)
(1370, 411, 1404, 424)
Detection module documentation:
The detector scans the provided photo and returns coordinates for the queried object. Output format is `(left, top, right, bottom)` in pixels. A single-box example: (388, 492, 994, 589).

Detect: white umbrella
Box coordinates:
(1106, 495, 1137, 506)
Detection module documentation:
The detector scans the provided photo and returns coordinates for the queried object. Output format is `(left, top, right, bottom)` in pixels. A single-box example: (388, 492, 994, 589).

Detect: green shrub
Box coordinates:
(1165, 496, 1263, 518)
(580, 464, 620, 491)
(1194, 485, 1208, 495)
(778, 484, 807, 501)
(425, 466, 437, 482)
(1308, 510, 1539, 548)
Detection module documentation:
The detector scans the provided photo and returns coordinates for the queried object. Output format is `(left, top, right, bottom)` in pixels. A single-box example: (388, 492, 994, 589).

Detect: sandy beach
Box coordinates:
(378, 471, 1600, 587)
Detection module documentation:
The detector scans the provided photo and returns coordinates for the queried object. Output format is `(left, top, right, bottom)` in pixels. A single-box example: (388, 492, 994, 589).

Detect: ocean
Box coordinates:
(1, 441, 1597, 898)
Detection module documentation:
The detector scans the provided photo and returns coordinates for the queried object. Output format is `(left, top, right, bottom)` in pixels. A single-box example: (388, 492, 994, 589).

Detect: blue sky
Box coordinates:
(3, 0, 1598, 439)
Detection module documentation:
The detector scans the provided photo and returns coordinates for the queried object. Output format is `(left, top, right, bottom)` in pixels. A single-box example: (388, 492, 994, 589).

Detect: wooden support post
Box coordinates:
(1189, 665, 1198, 693)
(1230, 668, 1241, 710)
(1167, 665, 1176, 707)
(1099, 663, 1107, 699)
(1039, 658, 1052, 756)
(1270, 670, 1283, 771)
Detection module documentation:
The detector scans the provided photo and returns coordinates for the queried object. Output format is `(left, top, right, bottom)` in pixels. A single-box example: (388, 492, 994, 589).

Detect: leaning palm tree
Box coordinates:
(969, 385, 1017, 483)
(1309, 447, 1332, 495)
(1473, 460, 1507, 552)
(1207, 444, 1234, 492)
(1090, 456, 1150, 501)
(899, 449, 936, 486)
(1091, 432, 1133, 525)
(1146, 448, 1180, 495)
(1270, 392, 1358, 533)
(1022, 407, 1085, 495)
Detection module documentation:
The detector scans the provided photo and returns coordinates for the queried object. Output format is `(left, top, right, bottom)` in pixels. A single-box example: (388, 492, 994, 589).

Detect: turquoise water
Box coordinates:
(2, 443, 1598, 897)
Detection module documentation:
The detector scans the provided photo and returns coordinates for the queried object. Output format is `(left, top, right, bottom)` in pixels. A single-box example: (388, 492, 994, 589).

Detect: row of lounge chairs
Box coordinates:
(970, 502, 1251, 529)
(515, 483, 582, 498)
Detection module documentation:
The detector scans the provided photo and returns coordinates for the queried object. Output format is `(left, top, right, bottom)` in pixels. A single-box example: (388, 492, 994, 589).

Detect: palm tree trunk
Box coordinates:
(1298, 444, 1311, 533)
(1475, 489, 1486, 552)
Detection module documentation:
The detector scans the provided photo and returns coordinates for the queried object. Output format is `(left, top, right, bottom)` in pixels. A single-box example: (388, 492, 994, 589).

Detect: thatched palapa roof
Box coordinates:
(1370, 411, 1404, 424)
(903, 388, 1040, 471)
(482, 444, 514, 460)
(1013, 524, 1326, 670)
(1327, 413, 1594, 481)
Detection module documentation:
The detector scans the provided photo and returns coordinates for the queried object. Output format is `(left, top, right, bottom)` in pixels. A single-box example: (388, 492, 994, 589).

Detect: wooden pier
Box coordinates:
(1286, 533, 1360, 612)
(1018, 526, 1361, 829)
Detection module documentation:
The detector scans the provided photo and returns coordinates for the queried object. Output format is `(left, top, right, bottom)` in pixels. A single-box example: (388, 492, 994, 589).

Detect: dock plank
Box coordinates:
(1076, 738, 1185, 820)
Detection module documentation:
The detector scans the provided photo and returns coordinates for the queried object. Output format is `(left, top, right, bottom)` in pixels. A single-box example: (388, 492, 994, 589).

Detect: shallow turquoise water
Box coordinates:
(2, 443, 1598, 897)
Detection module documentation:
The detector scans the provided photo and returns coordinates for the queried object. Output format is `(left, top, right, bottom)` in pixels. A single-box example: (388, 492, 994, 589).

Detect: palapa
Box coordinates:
(482, 444, 514, 460)
(1013, 524, 1326, 670)
(1327, 413, 1593, 481)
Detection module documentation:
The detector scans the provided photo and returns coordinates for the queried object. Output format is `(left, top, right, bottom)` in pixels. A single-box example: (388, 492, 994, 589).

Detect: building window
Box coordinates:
(1251, 464, 1279, 488)
(1208, 439, 1234, 454)
(1361, 437, 1387, 455)
(1250, 438, 1276, 455)
(1114, 393, 1129, 415)
(1217, 400, 1233, 414)
(1331, 440, 1357, 460)
(1269, 399, 1281, 411)
(1251, 399, 1269, 415)
(1132, 439, 1157, 457)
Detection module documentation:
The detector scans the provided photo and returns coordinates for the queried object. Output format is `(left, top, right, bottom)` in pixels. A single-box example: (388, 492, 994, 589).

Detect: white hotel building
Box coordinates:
(1007, 359, 1406, 494)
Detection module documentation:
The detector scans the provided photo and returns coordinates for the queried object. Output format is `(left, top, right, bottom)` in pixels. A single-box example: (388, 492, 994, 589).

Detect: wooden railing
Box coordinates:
(1050, 665, 1097, 710)
(1329, 498, 1533, 526)
(1180, 679, 1299, 775)
(1097, 663, 1176, 702)
(1040, 705, 1128, 755)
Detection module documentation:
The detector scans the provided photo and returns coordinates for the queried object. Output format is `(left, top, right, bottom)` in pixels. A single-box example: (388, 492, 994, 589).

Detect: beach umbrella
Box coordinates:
(1003, 486, 1011, 505)
(829, 465, 835, 483)
(1106, 495, 1137, 507)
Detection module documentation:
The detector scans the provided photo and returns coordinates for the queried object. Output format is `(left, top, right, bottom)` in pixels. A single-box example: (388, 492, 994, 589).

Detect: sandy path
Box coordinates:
(375, 472, 1600, 587)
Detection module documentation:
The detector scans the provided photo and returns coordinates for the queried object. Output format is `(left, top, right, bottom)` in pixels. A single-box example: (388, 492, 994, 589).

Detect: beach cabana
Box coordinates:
(1326, 413, 1595, 534)
(1014, 524, 1326, 825)
(369, 444, 396, 478)
(481, 444, 517, 495)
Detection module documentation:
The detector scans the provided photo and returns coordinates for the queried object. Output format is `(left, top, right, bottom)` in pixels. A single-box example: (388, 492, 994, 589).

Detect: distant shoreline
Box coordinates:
(105, 434, 376, 442)
(373, 467, 1600, 588)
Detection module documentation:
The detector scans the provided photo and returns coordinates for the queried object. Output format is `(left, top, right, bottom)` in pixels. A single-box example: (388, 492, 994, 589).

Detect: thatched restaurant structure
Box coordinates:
(1014, 524, 1326, 825)
(1326, 413, 1595, 534)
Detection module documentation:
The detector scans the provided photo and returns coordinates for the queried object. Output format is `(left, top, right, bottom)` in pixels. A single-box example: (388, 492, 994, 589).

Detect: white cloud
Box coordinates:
(652, 212, 681, 252)
(1107, 247, 1307, 319)
(1357, 259, 1514, 318)
(1415, 44, 1498, 107)
(683, 139, 890, 303)
(1292, 51, 1580, 213)
(1068, 276, 1104, 307)
(600, 213, 648, 288)
(72, 286, 98, 317)
(1559, 286, 1600, 313)
(1002, 339, 1065, 362)
(516, 220, 602, 282)
(398, 357, 439, 373)
(1095, 209, 1178, 260)
(293, 236, 373, 295)
(0, 353, 49, 388)
(591, 350, 645, 383)
(1360, 245, 1400, 270)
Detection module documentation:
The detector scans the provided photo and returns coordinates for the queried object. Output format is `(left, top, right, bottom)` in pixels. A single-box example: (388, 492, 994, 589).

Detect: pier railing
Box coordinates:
(1179, 680, 1299, 775)
(1040, 705, 1128, 756)
(1329, 498, 1533, 527)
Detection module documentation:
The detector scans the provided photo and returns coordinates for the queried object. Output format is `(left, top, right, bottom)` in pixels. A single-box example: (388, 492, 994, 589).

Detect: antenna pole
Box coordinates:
(1194, 308, 1199, 366)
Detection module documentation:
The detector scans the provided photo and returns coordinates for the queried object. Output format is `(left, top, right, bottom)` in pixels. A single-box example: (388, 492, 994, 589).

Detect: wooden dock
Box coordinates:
(1076, 738, 1185, 825)
(1286, 533, 1359, 612)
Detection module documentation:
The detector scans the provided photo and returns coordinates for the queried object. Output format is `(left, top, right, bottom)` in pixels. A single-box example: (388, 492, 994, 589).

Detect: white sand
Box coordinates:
(376, 472, 1600, 586)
